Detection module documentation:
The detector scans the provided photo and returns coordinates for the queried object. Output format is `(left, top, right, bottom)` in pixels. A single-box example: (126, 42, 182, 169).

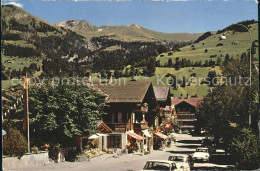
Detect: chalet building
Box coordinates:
(171, 97, 203, 132)
(153, 86, 172, 125)
(97, 81, 158, 153)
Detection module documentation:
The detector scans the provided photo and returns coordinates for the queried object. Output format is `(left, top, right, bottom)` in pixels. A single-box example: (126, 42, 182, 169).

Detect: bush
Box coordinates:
(205, 49, 208, 53)
(210, 54, 217, 58)
(190, 73, 196, 77)
(3, 128, 28, 158)
(232, 128, 260, 170)
(216, 43, 223, 47)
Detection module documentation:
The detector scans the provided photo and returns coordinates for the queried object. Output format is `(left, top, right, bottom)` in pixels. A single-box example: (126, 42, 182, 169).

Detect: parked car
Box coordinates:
(168, 154, 194, 170)
(192, 147, 210, 163)
(141, 160, 184, 171)
(182, 130, 189, 134)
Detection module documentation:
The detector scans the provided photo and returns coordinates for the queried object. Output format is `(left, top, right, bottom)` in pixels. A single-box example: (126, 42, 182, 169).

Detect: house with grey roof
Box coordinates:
(96, 81, 158, 153)
(153, 86, 172, 126)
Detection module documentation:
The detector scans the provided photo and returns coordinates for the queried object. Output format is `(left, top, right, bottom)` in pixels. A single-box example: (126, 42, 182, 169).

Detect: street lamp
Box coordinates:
(232, 24, 252, 84)
(231, 23, 252, 125)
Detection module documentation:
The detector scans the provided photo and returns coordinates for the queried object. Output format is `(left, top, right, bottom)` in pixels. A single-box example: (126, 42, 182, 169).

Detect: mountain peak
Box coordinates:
(128, 24, 142, 29)
(56, 19, 97, 31)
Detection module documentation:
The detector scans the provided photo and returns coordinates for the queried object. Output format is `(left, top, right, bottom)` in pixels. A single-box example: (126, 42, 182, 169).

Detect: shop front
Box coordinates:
(153, 132, 168, 150)
(126, 130, 145, 154)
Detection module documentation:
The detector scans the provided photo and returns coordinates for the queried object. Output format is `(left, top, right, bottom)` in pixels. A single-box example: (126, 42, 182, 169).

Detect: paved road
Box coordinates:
(11, 134, 234, 171)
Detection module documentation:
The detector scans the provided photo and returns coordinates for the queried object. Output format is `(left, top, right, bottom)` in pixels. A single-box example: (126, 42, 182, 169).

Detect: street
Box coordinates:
(13, 134, 234, 171)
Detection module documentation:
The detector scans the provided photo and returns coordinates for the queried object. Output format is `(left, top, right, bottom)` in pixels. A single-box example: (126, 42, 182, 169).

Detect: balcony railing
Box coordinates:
(133, 106, 148, 113)
(106, 122, 146, 132)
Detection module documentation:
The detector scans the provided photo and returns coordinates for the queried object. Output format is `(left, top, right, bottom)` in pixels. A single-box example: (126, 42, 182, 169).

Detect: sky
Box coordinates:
(2, 0, 258, 33)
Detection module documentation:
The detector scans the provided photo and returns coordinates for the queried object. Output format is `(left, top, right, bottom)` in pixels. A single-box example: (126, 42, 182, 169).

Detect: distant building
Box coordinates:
(219, 35, 226, 40)
(153, 86, 172, 125)
(171, 97, 203, 132)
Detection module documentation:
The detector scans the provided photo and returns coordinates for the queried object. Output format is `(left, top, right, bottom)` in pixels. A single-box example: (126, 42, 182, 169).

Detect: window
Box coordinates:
(107, 134, 121, 148)
(118, 112, 122, 123)
(143, 162, 171, 170)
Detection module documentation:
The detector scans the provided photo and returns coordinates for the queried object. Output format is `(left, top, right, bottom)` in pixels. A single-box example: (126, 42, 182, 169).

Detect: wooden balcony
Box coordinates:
(106, 123, 130, 132)
(106, 122, 147, 132)
(133, 105, 148, 113)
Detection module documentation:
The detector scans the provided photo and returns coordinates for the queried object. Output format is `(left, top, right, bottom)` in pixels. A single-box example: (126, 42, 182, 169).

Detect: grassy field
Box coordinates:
(150, 67, 220, 97)
(2, 55, 42, 70)
(2, 80, 17, 89)
(3, 40, 36, 49)
(103, 45, 123, 51)
(92, 66, 220, 98)
(157, 23, 259, 65)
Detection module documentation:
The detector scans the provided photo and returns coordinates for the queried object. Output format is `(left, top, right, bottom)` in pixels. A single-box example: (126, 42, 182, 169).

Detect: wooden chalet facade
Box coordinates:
(97, 81, 158, 152)
(153, 86, 172, 126)
(171, 97, 203, 132)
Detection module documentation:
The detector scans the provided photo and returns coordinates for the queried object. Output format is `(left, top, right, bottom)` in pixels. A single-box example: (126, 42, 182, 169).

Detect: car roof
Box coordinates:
(196, 147, 208, 149)
(169, 154, 189, 157)
(146, 160, 176, 164)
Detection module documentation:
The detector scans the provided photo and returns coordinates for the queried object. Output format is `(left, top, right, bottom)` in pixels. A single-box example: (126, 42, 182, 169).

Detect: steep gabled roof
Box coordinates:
(96, 81, 152, 103)
(171, 97, 203, 107)
(153, 86, 170, 102)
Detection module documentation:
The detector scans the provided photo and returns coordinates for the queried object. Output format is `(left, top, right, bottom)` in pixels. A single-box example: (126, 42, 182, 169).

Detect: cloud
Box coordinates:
(4, 2, 23, 8)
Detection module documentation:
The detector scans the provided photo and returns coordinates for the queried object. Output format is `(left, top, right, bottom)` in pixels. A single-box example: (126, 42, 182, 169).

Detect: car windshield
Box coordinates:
(144, 161, 174, 170)
(196, 149, 207, 152)
(168, 156, 184, 162)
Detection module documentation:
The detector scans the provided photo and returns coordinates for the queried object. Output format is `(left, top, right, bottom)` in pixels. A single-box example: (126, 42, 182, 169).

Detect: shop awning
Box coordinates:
(154, 132, 168, 140)
(142, 129, 151, 137)
(96, 133, 109, 137)
(88, 134, 99, 139)
(128, 132, 145, 140)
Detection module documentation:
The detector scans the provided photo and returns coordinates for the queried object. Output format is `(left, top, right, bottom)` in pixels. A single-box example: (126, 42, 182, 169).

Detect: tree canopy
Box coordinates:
(28, 82, 107, 146)
(196, 52, 259, 169)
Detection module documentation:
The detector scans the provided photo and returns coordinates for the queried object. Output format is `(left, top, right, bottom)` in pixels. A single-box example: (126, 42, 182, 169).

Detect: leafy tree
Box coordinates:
(232, 128, 260, 170)
(223, 54, 230, 65)
(168, 58, 173, 67)
(135, 68, 140, 76)
(3, 127, 28, 158)
(175, 57, 181, 70)
(28, 82, 107, 146)
(217, 57, 222, 66)
(113, 70, 120, 78)
(196, 53, 259, 168)
(124, 69, 130, 77)
(207, 70, 217, 86)
(146, 57, 156, 76)
(156, 60, 160, 67)
(100, 70, 107, 78)
(181, 76, 186, 87)
(129, 68, 135, 77)
(204, 60, 209, 67)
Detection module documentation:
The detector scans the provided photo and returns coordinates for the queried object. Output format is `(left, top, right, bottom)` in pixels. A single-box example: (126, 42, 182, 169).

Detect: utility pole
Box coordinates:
(23, 73, 30, 153)
(234, 24, 252, 126)
(26, 76, 30, 153)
